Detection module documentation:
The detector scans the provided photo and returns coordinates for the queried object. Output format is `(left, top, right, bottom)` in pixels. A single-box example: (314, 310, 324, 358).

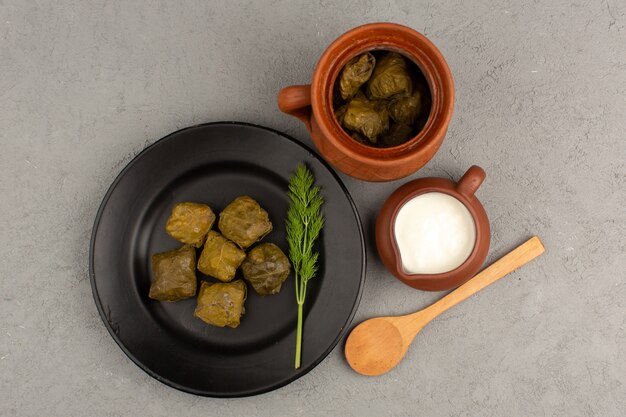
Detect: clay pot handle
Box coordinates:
(456, 165, 486, 198)
(278, 85, 312, 131)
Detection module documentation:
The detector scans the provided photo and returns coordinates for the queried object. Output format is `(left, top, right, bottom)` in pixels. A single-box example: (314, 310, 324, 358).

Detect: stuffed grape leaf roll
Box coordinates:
(342, 93, 390, 143)
(197, 231, 246, 282)
(194, 280, 247, 328)
(366, 52, 413, 100)
(149, 245, 197, 301)
(389, 91, 422, 125)
(241, 243, 291, 295)
(218, 196, 272, 249)
(165, 202, 215, 248)
(339, 52, 376, 100)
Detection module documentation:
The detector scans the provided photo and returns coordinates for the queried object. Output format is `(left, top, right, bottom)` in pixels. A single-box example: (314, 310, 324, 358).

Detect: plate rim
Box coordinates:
(88, 121, 366, 397)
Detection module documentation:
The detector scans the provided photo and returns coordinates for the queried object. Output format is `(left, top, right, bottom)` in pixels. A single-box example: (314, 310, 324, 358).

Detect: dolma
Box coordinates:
(334, 104, 348, 125)
(339, 53, 376, 100)
(241, 243, 291, 295)
(379, 123, 414, 148)
(389, 91, 422, 125)
(149, 245, 197, 301)
(218, 196, 272, 249)
(194, 280, 247, 328)
(342, 93, 389, 143)
(197, 231, 246, 282)
(366, 52, 413, 100)
(165, 202, 215, 248)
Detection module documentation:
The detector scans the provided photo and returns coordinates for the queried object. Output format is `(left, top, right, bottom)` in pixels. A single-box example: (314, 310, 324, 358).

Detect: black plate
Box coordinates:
(89, 122, 365, 397)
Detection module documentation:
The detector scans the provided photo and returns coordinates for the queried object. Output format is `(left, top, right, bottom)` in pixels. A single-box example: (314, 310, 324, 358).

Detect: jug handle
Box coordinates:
(278, 85, 312, 131)
(456, 165, 486, 198)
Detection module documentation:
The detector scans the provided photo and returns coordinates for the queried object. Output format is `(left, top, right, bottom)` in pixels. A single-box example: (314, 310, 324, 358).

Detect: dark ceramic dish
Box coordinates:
(376, 166, 490, 291)
(89, 122, 365, 397)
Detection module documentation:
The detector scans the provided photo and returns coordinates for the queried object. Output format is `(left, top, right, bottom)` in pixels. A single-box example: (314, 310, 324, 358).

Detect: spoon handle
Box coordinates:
(417, 236, 544, 324)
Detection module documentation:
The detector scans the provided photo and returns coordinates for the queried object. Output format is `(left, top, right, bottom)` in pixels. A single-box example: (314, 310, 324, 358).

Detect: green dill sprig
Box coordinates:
(285, 164, 325, 369)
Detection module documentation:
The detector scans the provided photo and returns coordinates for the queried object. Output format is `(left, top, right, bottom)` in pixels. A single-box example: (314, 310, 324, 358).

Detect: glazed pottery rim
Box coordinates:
(384, 179, 488, 283)
(311, 22, 454, 162)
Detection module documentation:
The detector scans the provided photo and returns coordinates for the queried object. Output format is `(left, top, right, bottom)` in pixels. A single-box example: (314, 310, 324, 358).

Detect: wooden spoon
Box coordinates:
(345, 236, 545, 376)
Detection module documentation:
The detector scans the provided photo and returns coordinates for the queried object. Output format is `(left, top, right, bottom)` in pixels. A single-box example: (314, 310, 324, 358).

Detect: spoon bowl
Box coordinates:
(345, 318, 406, 376)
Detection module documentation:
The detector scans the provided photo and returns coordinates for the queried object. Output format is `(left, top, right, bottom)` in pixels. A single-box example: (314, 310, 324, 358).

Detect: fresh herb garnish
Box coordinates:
(286, 164, 325, 369)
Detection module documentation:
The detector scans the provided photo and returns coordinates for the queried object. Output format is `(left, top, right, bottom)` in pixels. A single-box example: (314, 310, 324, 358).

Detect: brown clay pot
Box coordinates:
(278, 22, 454, 182)
(376, 166, 490, 291)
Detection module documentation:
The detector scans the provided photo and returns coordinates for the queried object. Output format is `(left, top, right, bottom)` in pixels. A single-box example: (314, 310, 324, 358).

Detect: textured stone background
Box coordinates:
(1, 0, 624, 416)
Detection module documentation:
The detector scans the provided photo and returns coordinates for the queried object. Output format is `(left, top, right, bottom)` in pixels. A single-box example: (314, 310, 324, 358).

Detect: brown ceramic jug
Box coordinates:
(278, 22, 454, 182)
(376, 166, 490, 291)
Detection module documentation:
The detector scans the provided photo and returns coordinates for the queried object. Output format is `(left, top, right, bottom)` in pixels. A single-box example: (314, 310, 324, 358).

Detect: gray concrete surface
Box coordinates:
(1, 0, 625, 416)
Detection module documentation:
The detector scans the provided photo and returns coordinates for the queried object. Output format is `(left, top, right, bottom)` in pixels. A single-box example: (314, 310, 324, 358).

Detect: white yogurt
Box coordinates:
(393, 192, 476, 274)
